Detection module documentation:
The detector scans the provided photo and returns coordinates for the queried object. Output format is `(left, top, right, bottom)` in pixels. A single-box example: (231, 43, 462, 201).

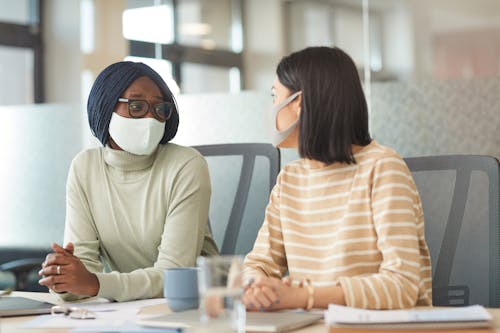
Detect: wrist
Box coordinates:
(88, 273, 100, 296)
(295, 286, 309, 309)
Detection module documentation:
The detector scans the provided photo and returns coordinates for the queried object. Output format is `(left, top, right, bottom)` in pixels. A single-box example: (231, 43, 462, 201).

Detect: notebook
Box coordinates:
(137, 309, 323, 332)
(325, 304, 493, 330)
(0, 296, 53, 317)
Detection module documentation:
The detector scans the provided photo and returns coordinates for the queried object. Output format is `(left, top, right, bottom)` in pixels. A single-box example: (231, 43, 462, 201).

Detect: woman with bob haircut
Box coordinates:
(243, 46, 432, 310)
(38, 61, 218, 301)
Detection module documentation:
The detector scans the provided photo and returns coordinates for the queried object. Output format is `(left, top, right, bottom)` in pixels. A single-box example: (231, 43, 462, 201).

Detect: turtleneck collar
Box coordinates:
(103, 145, 158, 171)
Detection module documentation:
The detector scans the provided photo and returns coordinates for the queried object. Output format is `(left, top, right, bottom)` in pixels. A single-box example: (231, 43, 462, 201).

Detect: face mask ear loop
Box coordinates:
(276, 91, 302, 116)
(269, 91, 303, 147)
(274, 91, 302, 133)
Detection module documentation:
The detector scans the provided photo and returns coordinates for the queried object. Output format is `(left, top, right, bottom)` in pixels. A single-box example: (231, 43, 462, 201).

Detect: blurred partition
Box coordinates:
(0, 103, 87, 248)
(173, 91, 300, 164)
(370, 78, 500, 159)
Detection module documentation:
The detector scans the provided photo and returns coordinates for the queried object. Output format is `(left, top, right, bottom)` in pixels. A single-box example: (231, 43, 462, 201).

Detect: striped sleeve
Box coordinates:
(243, 174, 288, 280)
(338, 156, 422, 309)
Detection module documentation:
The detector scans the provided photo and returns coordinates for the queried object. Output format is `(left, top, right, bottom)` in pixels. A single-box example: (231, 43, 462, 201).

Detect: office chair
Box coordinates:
(405, 155, 500, 307)
(193, 143, 280, 255)
(0, 248, 49, 291)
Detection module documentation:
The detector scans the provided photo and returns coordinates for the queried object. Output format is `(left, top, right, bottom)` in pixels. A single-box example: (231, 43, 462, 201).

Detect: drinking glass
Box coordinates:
(196, 255, 245, 333)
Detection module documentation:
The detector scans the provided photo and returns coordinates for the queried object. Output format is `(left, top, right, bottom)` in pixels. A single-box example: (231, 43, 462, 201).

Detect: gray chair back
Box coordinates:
(193, 143, 280, 255)
(0, 248, 50, 291)
(405, 155, 500, 307)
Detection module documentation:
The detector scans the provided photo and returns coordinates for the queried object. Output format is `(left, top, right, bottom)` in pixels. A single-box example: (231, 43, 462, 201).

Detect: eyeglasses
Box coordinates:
(51, 305, 96, 320)
(117, 98, 174, 122)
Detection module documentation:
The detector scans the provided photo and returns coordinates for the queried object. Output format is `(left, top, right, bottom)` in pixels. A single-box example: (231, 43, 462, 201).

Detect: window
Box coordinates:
(0, 0, 43, 104)
(284, 0, 383, 80)
(123, 0, 243, 93)
(0, 46, 34, 104)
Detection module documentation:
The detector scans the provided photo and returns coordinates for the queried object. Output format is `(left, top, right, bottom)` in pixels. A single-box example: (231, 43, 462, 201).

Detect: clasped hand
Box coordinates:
(38, 242, 99, 296)
(242, 276, 308, 311)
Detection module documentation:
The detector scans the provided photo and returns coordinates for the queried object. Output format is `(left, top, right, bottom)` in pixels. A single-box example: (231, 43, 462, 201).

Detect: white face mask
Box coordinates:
(268, 91, 302, 147)
(108, 113, 165, 155)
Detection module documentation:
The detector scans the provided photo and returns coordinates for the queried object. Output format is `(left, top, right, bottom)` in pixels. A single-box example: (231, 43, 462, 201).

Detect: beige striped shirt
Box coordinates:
(244, 140, 432, 309)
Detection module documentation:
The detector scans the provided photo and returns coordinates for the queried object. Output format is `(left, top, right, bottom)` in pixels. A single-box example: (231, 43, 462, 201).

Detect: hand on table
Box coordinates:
(242, 276, 308, 311)
(38, 242, 99, 296)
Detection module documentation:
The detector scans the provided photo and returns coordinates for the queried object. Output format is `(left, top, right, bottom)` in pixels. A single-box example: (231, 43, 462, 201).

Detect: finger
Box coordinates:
(242, 290, 250, 306)
(52, 243, 71, 255)
(64, 242, 75, 254)
(260, 286, 280, 305)
(38, 274, 64, 287)
(243, 290, 260, 311)
(38, 264, 67, 276)
(43, 253, 70, 267)
(51, 282, 70, 293)
(43, 253, 54, 267)
(253, 276, 269, 285)
(204, 294, 224, 318)
(282, 277, 292, 286)
(38, 266, 48, 276)
(252, 276, 280, 290)
(43, 253, 54, 266)
(243, 289, 261, 311)
(252, 287, 273, 309)
(244, 277, 255, 290)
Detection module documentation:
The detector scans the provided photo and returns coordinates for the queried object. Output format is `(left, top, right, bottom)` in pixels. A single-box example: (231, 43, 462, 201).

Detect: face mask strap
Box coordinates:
(274, 91, 302, 134)
(275, 91, 302, 111)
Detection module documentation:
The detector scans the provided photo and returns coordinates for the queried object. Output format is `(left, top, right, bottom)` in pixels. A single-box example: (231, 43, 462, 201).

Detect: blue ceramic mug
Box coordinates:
(163, 268, 200, 312)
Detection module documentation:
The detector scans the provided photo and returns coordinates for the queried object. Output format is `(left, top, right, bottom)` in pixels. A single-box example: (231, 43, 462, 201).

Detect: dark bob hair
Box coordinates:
(87, 61, 179, 146)
(276, 46, 372, 164)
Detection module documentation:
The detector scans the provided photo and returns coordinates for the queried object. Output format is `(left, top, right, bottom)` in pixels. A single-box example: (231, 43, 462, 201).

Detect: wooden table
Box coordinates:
(1, 292, 500, 333)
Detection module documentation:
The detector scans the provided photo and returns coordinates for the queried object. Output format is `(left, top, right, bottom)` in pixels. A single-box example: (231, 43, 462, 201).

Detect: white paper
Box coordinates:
(21, 309, 138, 329)
(70, 298, 165, 312)
(21, 298, 166, 329)
(70, 321, 180, 332)
(325, 304, 492, 325)
(11, 291, 110, 306)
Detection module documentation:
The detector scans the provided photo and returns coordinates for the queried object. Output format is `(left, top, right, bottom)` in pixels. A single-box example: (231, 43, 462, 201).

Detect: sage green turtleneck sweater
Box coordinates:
(61, 143, 218, 301)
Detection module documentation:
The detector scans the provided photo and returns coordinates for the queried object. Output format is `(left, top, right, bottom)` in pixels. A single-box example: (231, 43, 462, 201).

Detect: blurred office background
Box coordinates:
(0, 0, 499, 248)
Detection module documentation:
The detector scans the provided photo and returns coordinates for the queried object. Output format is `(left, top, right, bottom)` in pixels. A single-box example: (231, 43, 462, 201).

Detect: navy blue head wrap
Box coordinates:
(87, 61, 179, 146)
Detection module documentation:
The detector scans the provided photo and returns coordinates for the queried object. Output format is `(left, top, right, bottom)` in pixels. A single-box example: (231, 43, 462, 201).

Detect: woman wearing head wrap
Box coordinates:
(38, 62, 218, 301)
